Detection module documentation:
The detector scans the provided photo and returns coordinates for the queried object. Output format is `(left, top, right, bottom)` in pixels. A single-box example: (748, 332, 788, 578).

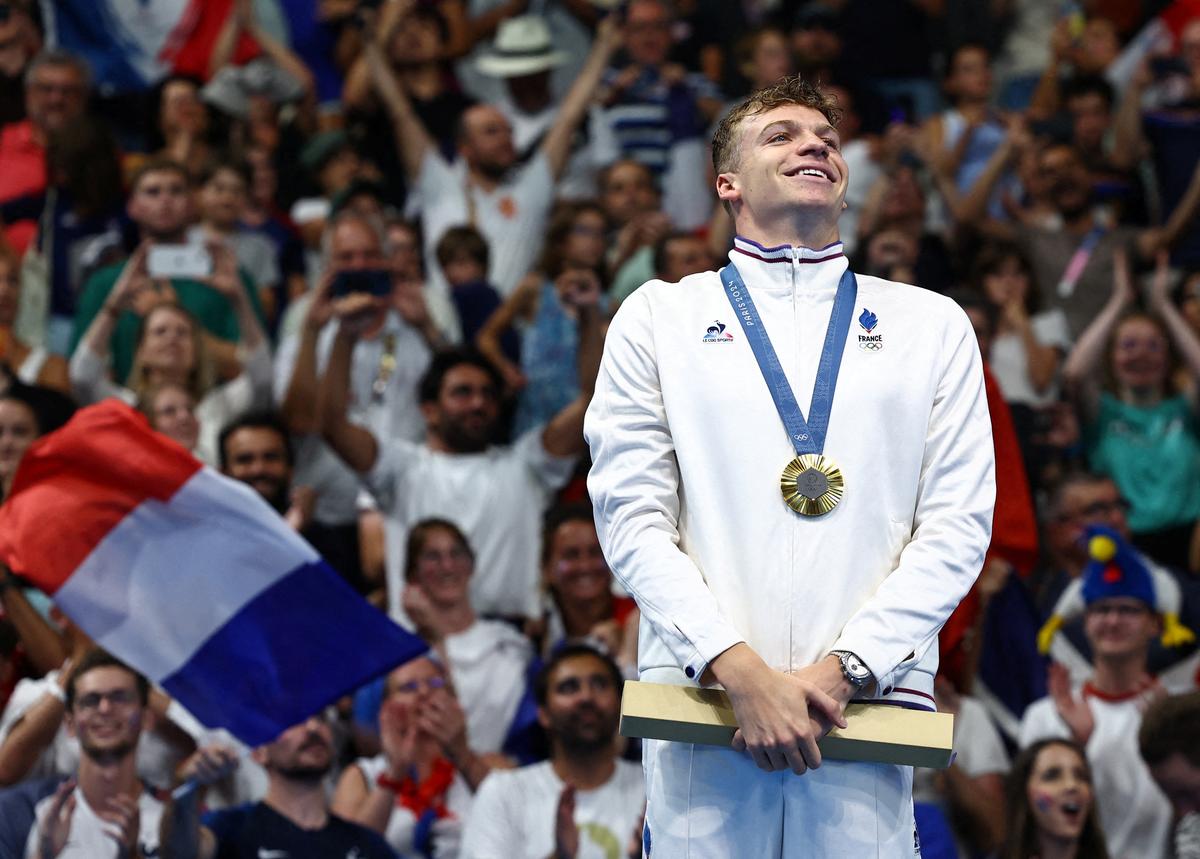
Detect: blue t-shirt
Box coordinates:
(202, 802, 398, 859)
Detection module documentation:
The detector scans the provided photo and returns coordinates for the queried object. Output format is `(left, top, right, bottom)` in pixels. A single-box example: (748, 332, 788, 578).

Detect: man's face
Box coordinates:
(257, 715, 334, 782)
(660, 236, 712, 283)
(26, 63, 86, 136)
(199, 167, 248, 230)
(67, 666, 145, 765)
(1039, 146, 1091, 218)
(1067, 92, 1110, 153)
(1083, 597, 1160, 662)
(329, 219, 384, 273)
(601, 162, 658, 226)
(128, 169, 192, 240)
(223, 427, 292, 512)
(791, 25, 841, 71)
(459, 106, 516, 180)
(717, 104, 848, 230)
(538, 654, 620, 754)
(1148, 753, 1200, 817)
(423, 364, 500, 453)
(1047, 480, 1130, 564)
(624, 0, 672, 68)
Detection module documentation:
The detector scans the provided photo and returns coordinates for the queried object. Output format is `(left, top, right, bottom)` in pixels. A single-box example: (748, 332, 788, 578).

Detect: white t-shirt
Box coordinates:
(496, 97, 619, 202)
(366, 429, 576, 620)
(412, 150, 554, 300)
(1020, 688, 1173, 859)
(24, 786, 163, 859)
(445, 621, 533, 754)
(459, 759, 644, 859)
(988, 308, 1072, 407)
(273, 311, 432, 526)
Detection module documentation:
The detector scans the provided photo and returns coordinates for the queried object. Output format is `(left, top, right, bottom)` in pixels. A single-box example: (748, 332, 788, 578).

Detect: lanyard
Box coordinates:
(1056, 225, 1106, 299)
(719, 263, 857, 456)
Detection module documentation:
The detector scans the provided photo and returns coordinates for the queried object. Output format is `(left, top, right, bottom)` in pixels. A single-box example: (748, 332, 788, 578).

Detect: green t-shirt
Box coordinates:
(70, 260, 265, 384)
(1086, 392, 1200, 532)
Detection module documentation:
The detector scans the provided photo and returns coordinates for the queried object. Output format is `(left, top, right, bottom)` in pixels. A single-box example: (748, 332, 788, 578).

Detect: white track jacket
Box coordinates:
(585, 238, 995, 707)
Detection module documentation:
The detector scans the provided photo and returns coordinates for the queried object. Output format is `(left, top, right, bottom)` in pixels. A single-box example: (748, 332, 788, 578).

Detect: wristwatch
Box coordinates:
(831, 650, 874, 689)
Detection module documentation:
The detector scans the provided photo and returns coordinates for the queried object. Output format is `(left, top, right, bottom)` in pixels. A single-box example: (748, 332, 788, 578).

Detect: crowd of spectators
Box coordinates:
(0, 0, 1197, 856)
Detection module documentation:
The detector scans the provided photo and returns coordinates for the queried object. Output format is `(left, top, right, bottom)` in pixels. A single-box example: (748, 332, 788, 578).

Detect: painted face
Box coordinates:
(151, 385, 199, 453)
(719, 103, 848, 231)
(546, 519, 610, 605)
(1027, 743, 1093, 842)
(1110, 316, 1168, 392)
(411, 526, 473, 607)
(68, 666, 145, 764)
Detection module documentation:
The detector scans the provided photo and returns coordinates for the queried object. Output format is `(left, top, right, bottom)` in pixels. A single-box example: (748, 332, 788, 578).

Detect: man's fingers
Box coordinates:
(730, 729, 747, 752)
(749, 747, 774, 772)
(806, 686, 847, 731)
(782, 744, 809, 776)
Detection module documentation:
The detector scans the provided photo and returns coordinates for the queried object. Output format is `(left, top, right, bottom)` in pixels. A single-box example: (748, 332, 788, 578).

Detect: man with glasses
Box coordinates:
(24, 649, 162, 858)
(1020, 532, 1182, 859)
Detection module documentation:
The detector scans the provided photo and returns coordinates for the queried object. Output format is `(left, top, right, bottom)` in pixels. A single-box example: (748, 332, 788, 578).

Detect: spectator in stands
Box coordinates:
(70, 240, 271, 466)
(459, 643, 645, 858)
(0, 114, 127, 356)
(0, 389, 37, 500)
(1060, 75, 1145, 225)
(538, 503, 638, 675)
(603, 159, 669, 304)
(395, 519, 534, 757)
(331, 655, 491, 856)
(0, 0, 38, 129)
(436, 224, 504, 349)
(856, 162, 955, 293)
(320, 318, 601, 619)
(476, 201, 610, 433)
(476, 15, 620, 201)
(0, 50, 90, 256)
(148, 75, 214, 183)
(189, 157, 282, 327)
(218, 413, 317, 536)
(1063, 250, 1200, 568)
(999, 738, 1109, 859)
(1019, 551, 1176, 858)
(163, 712, 396, 858)
(364, 15, 619, 299)
(598, 0, 716, 230)
(1140, 692, 1200, 859)
(23, 651, 166, 858)
(240, 144, 308, 327)
(788, 5, 843, 86)
(0, 245, 68, 392)
(70, 159, 268, 385)
(652, 231, 713, 285)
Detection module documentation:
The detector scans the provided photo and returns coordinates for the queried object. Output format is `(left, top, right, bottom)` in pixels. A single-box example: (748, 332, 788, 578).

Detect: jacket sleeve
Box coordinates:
(832, 304, 996, 694)
(584, 289, 744, 682)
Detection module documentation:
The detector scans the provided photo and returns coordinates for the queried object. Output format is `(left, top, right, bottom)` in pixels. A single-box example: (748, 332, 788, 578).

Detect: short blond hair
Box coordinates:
(711, 76, 842, 177)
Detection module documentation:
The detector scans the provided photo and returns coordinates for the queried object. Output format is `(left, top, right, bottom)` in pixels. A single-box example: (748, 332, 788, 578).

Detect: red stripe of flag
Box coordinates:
(0, 401, 201, 594)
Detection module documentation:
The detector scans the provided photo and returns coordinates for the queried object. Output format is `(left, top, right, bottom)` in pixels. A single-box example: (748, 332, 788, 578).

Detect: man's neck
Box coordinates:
(1062, 209, 1095, 236)
(1090, 653, 1151, 696)
(551, 747, 617, 791)
(467, 165, 503, 195)
(737, 211, 840, 252)
(78, 755, 141, 813)
(264, 778, 329, 830)
(400, 64, 443, 100)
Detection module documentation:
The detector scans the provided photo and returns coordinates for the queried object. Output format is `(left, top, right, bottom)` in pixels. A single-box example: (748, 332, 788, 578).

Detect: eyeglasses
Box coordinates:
(391, 676, 447, 695)
(1058, 498, 1131, 522)
(416, 547, 471, 566)
(75, 689, 139, 713)
(1085, 602, 1150, 619)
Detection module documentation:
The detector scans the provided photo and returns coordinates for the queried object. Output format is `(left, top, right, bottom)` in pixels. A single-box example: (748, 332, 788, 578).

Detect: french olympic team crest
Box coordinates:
(703, 321, 735, 343)
(858, 308, 883, 351)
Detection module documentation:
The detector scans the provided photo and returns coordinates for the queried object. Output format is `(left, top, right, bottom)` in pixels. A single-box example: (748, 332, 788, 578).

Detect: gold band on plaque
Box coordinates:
(781, 453, 844, 516)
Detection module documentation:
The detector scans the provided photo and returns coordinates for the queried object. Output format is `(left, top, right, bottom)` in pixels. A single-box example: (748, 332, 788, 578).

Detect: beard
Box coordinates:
(438, 416, 493, 453)
(80, 738, 136, 767)
(274, 761, 331, 783)
(551, 704, 618, 756)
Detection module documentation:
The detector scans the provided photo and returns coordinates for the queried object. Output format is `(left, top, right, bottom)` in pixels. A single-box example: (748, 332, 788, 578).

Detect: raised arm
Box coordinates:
(365, 34, 434, 181)
(318, 295, 384, 474)
(542, 270, 607, 458)
(1146, 250, 1200, 387)
(1139, 155, 1200, 258)
(159, 745, 238, 859)
(1062, 246, 1136, 418)
(539, 18, 622, 180)
(475, 275, 539, 391)
(280, 273, 335, 434)
(949, 116, 1027, 233)
(1111, 62, 1151, 172)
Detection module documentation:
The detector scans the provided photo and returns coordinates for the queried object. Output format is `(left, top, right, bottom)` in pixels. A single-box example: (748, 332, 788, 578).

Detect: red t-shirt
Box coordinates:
(0, 120, 47, 255)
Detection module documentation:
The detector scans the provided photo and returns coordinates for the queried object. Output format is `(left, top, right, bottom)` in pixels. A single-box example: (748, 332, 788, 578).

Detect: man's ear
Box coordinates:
(715, 171, 740, 208)
(419, 401, 438, 426)
(536, 705, 550, 732)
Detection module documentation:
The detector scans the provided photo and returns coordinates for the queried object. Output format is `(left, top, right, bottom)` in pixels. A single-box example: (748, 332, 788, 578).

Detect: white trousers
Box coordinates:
(642, 739, 918, 858)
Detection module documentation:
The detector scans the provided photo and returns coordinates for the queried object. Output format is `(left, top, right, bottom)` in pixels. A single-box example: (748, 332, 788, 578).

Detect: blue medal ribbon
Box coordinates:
(719, 263, 857, 457)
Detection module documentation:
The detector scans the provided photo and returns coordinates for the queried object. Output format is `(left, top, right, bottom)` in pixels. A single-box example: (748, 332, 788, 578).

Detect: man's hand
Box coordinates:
(304, 270, 337, 334)
(177, 744, 240, 788)
(332, 293, 386, 340)
(380, 699, 418, 780)
(1048, 662, 1094, 745)
(401, 583, 443, 642)
(206, 243, 241, 301)
(283, 485, 316, 532)
(38, 779, 76, 859)
(98, 793, 140, 857)
(713, 646, 848, 775)
(417, 687, 471, 763)
(553, 786, 579, 859)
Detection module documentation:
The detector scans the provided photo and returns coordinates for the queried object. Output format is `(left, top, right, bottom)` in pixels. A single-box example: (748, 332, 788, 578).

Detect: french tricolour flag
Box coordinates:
(0, 400, 425, 746)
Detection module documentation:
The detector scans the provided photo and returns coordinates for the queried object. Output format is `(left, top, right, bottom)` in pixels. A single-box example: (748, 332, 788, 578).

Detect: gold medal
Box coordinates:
(780, 454, 844, 516)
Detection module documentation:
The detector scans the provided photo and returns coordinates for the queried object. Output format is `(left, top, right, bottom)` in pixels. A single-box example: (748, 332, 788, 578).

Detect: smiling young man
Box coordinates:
(585, 76, 995, 855)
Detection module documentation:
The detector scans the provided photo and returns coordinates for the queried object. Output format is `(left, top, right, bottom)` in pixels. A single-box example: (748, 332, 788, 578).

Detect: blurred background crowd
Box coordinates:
(0, 0, 1197, 856)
